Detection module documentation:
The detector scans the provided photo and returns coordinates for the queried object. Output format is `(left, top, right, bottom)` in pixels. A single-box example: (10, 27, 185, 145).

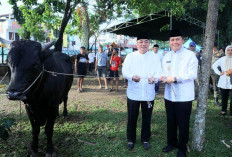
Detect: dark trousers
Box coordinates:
(221, 88, 232, 115)
(210, 74, 220, 99)
(88, 63, 94, 72)
(155, 81, 160, 92)
(164, 99, 192, 151)
(127, 98, 154, 143)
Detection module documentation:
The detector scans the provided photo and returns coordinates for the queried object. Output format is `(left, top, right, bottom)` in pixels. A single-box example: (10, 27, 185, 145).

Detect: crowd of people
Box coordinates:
(73, 29, 232, 157)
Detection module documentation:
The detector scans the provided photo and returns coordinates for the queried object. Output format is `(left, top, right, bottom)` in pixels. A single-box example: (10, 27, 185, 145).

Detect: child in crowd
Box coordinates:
(75, 46, 89, 92)
(109, 48, 121, 91)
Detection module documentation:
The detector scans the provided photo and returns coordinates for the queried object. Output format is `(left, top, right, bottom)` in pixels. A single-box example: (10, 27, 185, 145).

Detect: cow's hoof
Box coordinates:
(27, 143, 39, 157)
(45, 152, 56, 157)
(63, 110, 68, 117)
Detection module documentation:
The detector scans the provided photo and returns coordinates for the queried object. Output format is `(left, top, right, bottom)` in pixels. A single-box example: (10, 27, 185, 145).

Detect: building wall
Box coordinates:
(0, 15, 20, 41)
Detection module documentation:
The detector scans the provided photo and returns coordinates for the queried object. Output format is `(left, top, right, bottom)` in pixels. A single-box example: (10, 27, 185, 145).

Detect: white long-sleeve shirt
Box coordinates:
(88, 53, 95, 63)
(122, 51, 162, 101)
(153, 51, 163, 63)
(212, 56, 232, 89)
(162, 47, 198, 102)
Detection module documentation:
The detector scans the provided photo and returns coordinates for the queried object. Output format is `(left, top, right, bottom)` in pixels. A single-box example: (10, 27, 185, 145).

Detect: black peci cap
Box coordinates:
(169, 29, 183, 38)
(153, 44, 159, 48)
(137, 32, 149, 40)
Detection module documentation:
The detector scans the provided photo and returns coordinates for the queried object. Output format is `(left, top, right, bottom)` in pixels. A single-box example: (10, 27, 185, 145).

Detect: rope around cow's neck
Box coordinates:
(0, 72, 8, 85)
(22, 65, 44, 94)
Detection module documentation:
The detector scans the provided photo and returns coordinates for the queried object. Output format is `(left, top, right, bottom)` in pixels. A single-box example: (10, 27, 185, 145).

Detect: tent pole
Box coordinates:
(217, 30, 219, 49)
(170, 10, 172, 30)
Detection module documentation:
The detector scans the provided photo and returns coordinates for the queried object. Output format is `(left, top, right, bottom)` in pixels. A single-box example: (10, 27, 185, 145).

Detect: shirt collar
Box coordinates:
(136, 50, 149, 55)
(171, 46, 184, 54)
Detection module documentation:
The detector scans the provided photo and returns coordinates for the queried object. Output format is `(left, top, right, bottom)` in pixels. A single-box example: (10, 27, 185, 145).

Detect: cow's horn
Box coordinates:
(0, 37, 13, 46)
(41, 40, 55, 51)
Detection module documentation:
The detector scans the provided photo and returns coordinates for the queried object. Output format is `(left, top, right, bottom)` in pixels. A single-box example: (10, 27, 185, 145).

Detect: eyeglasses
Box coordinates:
(137, 40, 149, 44)
(138, 40, 149, 44)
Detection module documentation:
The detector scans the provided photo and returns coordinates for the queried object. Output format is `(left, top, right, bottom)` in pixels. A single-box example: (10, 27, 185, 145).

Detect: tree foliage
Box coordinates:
(8, 0, 126, 49)
(8, 0, 79, 42)
(0, 118, 15, 141)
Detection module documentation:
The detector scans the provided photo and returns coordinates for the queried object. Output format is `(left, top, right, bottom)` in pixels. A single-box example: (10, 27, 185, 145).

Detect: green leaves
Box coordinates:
(0, 118, 15, 141)
(8, 0, 68, 41)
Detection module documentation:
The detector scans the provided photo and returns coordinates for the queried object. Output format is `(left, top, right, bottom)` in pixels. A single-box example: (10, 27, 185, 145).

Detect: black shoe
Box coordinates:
(177, 150, 187, 157)
(162, 145, 176, 153)
(143, 142, 150, 150)
(127, 142, 134, 150)
(219, 111, 226, 116)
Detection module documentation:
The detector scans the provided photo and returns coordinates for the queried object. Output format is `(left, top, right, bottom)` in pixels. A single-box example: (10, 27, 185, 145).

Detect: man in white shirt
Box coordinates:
(122, 33, 162, 150)
(88, 48, 95, 73)
(153, 44, 163, 94)
(160, 29, 198, 157)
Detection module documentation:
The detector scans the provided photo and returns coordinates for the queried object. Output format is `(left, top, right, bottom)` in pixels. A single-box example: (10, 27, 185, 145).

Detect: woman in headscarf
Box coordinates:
(212, 45, 232, 116)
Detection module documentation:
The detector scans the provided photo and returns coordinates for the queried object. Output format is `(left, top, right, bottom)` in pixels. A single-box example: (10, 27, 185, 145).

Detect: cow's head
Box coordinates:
(6, 40, 54, 101)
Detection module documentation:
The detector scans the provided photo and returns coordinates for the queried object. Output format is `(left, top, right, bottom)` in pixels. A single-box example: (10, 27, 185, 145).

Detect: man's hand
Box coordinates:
(166, 76, 175, 84)
(132, 75, 141, 82)
(220, 71, 225, 76)
(160, 76, 167, 83)
(160, 76, 175, 84)
(148, 76, 155, 84)
(225, 70, 232, 76)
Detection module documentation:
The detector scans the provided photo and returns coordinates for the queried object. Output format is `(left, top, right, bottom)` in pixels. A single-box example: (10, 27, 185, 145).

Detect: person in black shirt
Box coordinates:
(107, 44, 114, 57)
(75, 46, 89, 92)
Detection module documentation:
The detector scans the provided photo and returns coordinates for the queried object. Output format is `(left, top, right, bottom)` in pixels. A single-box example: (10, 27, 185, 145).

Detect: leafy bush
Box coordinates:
(0, 118, 15, 141)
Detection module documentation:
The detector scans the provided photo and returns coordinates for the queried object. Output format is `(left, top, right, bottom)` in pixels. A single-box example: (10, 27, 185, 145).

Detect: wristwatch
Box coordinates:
(174, 77, 177, 83)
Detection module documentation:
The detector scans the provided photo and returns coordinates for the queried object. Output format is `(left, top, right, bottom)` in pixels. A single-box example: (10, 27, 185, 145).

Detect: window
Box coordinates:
(9, 32, 14, 40)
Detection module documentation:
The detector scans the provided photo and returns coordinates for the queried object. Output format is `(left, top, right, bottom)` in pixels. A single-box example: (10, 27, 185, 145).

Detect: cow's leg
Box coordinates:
(45, 116, 56, 157)
(63, 95, 68, 117)
(26, 106, 40, 157)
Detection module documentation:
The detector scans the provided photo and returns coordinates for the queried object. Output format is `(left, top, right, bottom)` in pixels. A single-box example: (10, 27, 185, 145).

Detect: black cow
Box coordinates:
(6, 40, 73, 157)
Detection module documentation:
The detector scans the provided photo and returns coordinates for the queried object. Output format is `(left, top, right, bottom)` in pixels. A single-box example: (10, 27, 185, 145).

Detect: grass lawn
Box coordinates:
(0, 78, 231, 157)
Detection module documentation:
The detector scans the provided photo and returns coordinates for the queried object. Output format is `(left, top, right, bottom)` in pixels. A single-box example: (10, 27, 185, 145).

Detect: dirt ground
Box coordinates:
(69, 75, 128, 106)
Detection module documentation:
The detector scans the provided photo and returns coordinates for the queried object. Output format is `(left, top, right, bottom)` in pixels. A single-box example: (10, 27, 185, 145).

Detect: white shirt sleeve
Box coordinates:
(177, 54, 198, 82)
(212, 57, 222, 75)
(122, 54, 133, 81)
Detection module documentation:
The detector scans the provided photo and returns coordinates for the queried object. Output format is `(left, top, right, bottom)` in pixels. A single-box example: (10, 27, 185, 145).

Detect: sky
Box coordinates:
(0, 1, 12, 15)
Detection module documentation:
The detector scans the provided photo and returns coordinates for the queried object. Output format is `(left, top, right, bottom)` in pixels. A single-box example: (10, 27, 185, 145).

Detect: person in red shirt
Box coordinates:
(109, 48, 121, 91)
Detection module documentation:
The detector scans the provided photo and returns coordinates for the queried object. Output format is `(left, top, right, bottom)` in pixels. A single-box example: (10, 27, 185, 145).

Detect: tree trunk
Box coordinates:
(81, 5, 89, 50)
(25, 30, 30, 40)
(192, 0, 220, 151)
(55, 0, 80, 52)
(55, 0, 72, 52)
